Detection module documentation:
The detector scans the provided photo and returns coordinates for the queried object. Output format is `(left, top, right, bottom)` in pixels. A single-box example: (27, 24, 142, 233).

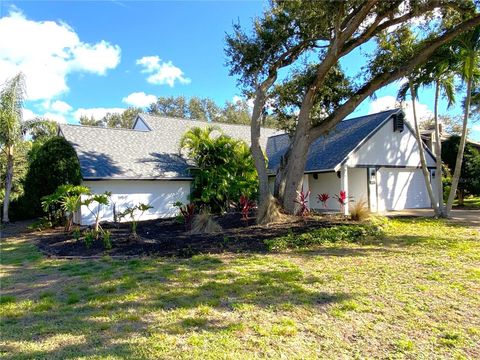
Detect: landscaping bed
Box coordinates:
(35, 213, 359, 257)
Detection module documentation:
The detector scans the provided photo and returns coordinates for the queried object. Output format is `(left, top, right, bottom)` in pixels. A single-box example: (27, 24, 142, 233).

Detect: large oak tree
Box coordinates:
(226, 0, 480, 218)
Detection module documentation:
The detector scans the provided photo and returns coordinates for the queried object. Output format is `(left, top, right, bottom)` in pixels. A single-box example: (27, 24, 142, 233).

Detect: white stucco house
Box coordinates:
(59, 109, 437, 225)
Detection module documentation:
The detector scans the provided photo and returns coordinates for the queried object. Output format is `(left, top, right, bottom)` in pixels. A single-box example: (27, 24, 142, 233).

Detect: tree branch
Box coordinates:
(310, 14, 480, 139)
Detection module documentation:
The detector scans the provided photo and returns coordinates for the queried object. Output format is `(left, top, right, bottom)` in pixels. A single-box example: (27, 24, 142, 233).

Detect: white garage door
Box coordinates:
(377, 168, 430, 211)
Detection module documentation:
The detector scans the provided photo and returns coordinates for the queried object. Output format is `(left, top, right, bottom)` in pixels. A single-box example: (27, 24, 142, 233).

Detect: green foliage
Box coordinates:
(41, 184, 90, 231)
(83, 191, 111, 233)
(118, 203, 153, 237)
(72, 227, 81, 241)
(21, 137, 82, 217)
(102, 230, 112, 250)
(79, 107, 142, 128)
(180, 126, 258, 212)
(442, 135, 480, 197)
(27, 217, 53, 231)
(264, 223, 385, 251)
(83, 229, 95, 248)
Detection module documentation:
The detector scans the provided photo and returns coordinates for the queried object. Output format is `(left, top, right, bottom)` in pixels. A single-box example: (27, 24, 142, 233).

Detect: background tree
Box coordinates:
(442, 135, 480, 204)
(79, 107, 142, 128)
(0, 73, 26, 222)
(179, 126, 257, 213)
(22, 136, 82, 217)
(226, 0, 480, 217)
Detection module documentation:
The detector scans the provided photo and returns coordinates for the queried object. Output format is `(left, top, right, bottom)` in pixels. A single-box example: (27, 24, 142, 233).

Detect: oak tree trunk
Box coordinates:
(2, 145, 14, 223)
(446, 75, 473, 215)
(409, 80, 440, 216)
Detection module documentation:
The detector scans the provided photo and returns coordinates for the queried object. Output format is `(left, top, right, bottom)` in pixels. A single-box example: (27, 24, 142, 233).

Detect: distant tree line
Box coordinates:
(79, 96, 277, 129)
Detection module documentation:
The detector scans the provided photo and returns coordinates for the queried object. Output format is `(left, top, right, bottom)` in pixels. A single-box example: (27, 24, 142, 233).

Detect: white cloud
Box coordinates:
(0, 8, 121, 101)
(136, 56, 190, 87)
(47, 100, 72, 113)
(369, 95, 433, 126)
(73, 107, 125, 121)
(122, 92, 157, 108)
(42, 112, 67, 124)
(22, 108, 37, 121)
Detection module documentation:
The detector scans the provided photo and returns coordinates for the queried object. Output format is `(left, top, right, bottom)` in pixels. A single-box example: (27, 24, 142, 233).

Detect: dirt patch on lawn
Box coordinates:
(35, 213, 346, 257)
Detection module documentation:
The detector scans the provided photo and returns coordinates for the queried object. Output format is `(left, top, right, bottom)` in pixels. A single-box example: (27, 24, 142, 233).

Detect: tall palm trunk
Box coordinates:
(446, 75, 473, 215)
(2, 145, 14, 223)
(409, 79, 440, 216)
(433, 82, 445, 217)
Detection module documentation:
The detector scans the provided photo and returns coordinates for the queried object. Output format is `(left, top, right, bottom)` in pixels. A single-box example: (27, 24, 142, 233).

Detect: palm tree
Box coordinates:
(446, 26, 480, 215)
(405, 45, 457, 217)
(0, 73, 26, 223)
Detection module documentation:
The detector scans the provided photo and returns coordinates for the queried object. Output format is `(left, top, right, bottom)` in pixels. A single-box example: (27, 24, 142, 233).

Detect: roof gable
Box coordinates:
(266, 109, 399, 173)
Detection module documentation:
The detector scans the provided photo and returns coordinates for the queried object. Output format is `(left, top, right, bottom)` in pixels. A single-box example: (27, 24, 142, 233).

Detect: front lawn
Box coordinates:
(1, 218, 479, 359)
(455, 196, 480, 209)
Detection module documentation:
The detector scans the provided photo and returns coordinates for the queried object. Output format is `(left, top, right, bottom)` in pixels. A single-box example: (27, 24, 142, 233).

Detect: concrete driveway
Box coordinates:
(385, 208, 480, 229)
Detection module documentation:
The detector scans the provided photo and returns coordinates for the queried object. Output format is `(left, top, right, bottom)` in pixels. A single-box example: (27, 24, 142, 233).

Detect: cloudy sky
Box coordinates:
(0, 1, 478, 140)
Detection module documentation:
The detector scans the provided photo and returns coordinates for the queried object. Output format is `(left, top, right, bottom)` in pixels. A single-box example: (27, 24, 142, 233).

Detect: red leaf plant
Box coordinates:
(239, 195, 256, 223)
(334, 190, 352, 213)
(317, 193, 330, 208)
(294, 190, 311, 217)
(174, 202, 196, 231)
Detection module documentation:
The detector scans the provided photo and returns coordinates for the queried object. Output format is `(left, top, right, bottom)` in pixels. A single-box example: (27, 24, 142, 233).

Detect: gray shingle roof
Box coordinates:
(60, 114, 280, 180)
(266, 109, 400, 173)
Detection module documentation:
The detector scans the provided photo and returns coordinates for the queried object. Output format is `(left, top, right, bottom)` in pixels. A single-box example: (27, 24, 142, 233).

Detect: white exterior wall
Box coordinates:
(309, 172, 341, 211)
(346, 120, 436, 168)
(79, 180, 190, 225)
(308, 168, 367, 211)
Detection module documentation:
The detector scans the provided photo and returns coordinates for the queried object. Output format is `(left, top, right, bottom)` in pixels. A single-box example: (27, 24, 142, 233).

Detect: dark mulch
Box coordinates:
(35, 212, 346, 258)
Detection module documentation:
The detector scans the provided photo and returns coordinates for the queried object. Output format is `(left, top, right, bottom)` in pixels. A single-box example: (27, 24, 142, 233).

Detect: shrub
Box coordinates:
(102, 230, 112, 250)
(22, 137, 82, 218)
(180, 126, 258, 213)
(264, 223, 384, 251)
(190, 209, 222, 234)
(72, 227, 81, 241)
(350, 199, 370, 221)
(83, 230, 95, 248)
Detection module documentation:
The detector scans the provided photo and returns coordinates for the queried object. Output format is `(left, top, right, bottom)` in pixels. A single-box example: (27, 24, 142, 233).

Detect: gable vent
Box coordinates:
(393, 112, 405, 132)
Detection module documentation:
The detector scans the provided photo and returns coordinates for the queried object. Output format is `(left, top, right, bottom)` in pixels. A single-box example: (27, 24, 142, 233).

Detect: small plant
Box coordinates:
(294, 190, 310, 217)
(41, 184, 91, 232)
(350, 199, 370, 221)
(317, 193, 330, 208)
(334, 190, 352, 213)
(72, 227, 81, 241)
(239, 195, 255, 223)
(118, 203, 153, 238)
(83, 229, 95, 248)
(102, 230, 112, 250)
(173, 201, 196, 231)
(190, 209, 222, 234)
(27, 217, 53, 231)
(83, 191, 111, 236)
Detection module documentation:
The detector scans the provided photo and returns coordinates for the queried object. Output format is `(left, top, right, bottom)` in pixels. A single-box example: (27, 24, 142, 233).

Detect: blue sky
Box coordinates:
(0, 0, 478, 140)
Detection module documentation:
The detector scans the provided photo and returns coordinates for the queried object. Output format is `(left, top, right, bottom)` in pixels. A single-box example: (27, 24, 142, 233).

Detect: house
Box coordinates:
(59, 109, 437, 225)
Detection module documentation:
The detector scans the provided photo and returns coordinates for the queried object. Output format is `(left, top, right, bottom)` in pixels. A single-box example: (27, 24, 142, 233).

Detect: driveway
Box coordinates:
(385, 208, 480, 229)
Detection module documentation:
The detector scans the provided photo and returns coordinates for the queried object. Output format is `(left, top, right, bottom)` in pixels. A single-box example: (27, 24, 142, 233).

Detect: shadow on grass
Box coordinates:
(1, 239, 353, 359)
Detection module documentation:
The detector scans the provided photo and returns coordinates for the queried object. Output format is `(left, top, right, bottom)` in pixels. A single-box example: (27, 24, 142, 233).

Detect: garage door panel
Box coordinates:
(378, 168, 430, 211)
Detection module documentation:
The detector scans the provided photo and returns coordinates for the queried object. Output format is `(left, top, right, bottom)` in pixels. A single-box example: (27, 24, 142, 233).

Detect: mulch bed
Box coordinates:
(35, 212, 347, 258)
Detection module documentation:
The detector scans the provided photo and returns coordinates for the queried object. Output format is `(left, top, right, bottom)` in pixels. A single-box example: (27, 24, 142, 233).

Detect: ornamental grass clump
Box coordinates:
(257, 194, 284, 225)
(190, 209, 222, 234)
(350, 199, 370, 221)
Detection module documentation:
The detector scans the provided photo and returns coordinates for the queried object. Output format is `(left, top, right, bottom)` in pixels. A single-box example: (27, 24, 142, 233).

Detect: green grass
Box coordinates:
(1, 218, 479, 359)
(454, 196, 480, 209)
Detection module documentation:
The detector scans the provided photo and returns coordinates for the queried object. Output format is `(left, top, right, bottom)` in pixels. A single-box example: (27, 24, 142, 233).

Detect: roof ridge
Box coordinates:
(139, 113, 279, 131)
(61, 123, 149, 132)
